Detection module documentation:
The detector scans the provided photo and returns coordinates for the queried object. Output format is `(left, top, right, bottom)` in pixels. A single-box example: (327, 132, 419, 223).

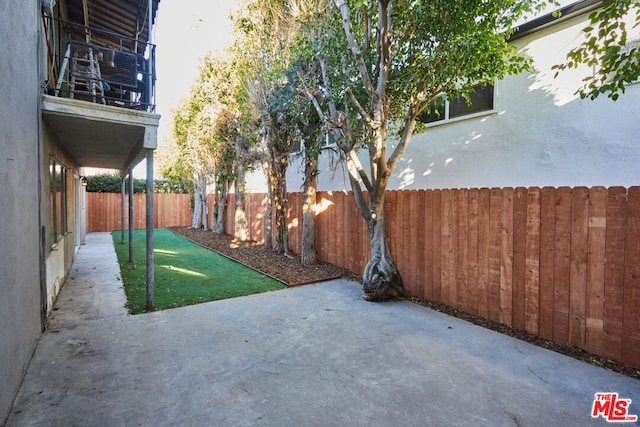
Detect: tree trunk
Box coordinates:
(301, 155, 317, 265)
(272, 166, 290, 254)
(269, 142, 290, 254)
(191, 174, 207, 230)
(202, 182, 208, 232)
(213, 179, 228, 234)
(264, 163, 273, 249)
(234, 165, 249, 241)
(361, 194, 406, 301)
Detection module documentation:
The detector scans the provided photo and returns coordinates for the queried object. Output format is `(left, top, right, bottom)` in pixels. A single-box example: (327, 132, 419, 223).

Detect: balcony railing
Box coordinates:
(43, 16, 157, 113)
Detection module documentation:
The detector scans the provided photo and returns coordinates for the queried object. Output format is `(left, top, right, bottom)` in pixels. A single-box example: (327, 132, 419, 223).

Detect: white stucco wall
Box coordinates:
(283, 11, 640, 192)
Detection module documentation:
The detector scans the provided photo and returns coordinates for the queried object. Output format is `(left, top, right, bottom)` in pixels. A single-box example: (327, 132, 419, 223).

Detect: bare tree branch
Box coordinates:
(334, 0, 374, 97)
(345, 88, 376, 128)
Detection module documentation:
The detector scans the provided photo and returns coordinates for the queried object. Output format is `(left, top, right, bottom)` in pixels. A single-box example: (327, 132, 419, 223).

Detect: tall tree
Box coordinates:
(287, 58, 325, 265)
(198, 53, 261, 240)
(553, 0, 640, 100)
(170, 97, 214, 230)
(232, 0, 319, 254)
(313, 0, 547, 300)
(163, 53, 242, 232)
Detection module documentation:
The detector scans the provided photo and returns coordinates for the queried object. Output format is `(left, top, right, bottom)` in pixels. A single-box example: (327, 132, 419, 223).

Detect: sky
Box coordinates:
(130, 0, 243, 177)
(154, 0, 243, 144)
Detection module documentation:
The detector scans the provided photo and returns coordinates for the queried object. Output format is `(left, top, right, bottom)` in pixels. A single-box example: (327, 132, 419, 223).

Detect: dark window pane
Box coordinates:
(449, 84, 494, 118)
(418, 96, 446, 123)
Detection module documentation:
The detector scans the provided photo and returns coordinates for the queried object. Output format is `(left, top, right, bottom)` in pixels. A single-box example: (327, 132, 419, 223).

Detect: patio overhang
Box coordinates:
(41, 94, 160, 175)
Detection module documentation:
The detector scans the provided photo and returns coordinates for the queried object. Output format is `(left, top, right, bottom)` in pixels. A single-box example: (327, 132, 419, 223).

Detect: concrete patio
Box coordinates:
(5, 232, 639, 427)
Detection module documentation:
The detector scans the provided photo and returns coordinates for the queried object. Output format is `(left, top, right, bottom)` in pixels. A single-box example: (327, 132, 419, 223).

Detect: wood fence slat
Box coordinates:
(468, 189, 480, 316)
(500, 188, 514, 326)
(334, 192, 343, 264)
(553, 187, 572, 344)
(412, 191, 425, 299)
(258, 193, 267, 243)
(488, 188, 502, 323)
(385, 191, 398, 271)
(345, 194, 356, 274)
(603, 187, 626, 360)
(432, 190, 442, 302)
(334, 192, 343, 265)
(525, 187, 541, 335)
(316, 192, 327, 262)
(398, 191, 414, 293)
(252, 194, 262, 243)
(296, 193, 304, 253)
(477, 188, 491, 318)
(569, 187, 589, 348)
(622, 186, 640, 366)
(441, 190, 453, 306)
(539, 187, 556, 340)
(327, 192, 338, 264)
(447, 189, 458, 308)
(586, 186, 607, 357)
(153, 194, 159, 229)
(512, 187, 528, 330)
(424, 190, 434, 300)
(361, 195, 371, 274)
(457, 189, 469, 313)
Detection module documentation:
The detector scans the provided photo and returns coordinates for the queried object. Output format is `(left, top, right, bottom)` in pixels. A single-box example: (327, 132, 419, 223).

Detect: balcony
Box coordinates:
(40, 2, 160, 175)
(44, 18, 157, 112)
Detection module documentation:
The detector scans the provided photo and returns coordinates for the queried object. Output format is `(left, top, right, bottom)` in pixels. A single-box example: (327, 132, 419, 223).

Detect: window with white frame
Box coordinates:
(418, 84, 495, 125)
(49, 157, 67, 245)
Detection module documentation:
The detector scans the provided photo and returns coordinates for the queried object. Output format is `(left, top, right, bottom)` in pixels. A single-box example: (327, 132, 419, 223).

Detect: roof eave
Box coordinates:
(508, 0, 602, 42)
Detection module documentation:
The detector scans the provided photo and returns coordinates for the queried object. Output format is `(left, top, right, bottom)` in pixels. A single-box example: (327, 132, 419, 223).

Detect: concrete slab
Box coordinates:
(6, 232, 640, 427)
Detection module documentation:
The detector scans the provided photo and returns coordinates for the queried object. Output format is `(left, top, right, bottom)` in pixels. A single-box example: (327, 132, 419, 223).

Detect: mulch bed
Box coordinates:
(170, 226, 360, 286)
(170, 226, 639, 380)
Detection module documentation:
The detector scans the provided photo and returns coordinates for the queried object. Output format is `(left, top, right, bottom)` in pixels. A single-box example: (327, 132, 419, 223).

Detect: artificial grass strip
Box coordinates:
(112, 229, 285, 314)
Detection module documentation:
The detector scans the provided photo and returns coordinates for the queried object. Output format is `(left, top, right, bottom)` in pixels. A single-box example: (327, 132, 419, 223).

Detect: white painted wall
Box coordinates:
(284, 10, 640, 192)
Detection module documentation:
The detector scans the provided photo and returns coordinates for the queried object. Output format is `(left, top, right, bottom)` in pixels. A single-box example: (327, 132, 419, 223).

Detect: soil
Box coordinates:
(170, 226, 639, 380)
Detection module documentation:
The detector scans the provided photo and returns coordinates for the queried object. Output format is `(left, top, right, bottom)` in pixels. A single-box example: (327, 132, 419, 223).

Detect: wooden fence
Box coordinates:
(87, 187, 640, 367)
(86, 193, 191, 232)
(220, 187, 640, 367)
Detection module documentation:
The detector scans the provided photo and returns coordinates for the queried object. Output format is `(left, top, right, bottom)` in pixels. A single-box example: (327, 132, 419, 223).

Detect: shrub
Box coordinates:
(86, 174, 188, 194)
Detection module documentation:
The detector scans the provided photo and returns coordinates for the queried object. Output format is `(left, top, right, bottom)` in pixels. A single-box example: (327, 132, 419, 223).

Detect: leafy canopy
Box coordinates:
(553, 0, 640, 100)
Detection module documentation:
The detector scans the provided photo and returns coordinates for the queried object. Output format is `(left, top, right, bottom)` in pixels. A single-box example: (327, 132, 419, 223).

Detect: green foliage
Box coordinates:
(337, 0, 546, 122)
(86, 174, 188, 194)
(154, 178, 191, 194)
(553, 0, 640, 100)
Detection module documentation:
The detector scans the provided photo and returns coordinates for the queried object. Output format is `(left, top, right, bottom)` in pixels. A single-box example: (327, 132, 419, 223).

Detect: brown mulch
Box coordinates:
(170, 226, 639, 380)
(170, 226, 360, 286)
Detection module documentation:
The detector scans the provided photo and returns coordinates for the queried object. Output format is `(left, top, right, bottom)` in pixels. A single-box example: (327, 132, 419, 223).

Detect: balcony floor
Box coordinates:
(41, 95, 160, 172)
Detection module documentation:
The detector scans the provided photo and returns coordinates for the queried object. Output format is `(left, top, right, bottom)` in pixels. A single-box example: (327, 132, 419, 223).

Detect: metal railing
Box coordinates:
(42, 16, 157, 113)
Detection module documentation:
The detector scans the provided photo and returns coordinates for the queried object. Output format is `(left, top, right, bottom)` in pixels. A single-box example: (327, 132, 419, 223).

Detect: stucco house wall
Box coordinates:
(41, 122, 82, 311)
(281, 7, 640, 192)
(0, 1, 45, 422)
(0, 1, 88, 421)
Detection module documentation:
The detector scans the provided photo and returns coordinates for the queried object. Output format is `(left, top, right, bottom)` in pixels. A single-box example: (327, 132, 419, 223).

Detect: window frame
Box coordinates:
(49, 157, 68, 246)
(418, 83, 497, 128)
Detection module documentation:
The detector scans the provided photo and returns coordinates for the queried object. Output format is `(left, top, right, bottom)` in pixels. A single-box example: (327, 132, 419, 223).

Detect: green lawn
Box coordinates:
(112, 229, 286, 314)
